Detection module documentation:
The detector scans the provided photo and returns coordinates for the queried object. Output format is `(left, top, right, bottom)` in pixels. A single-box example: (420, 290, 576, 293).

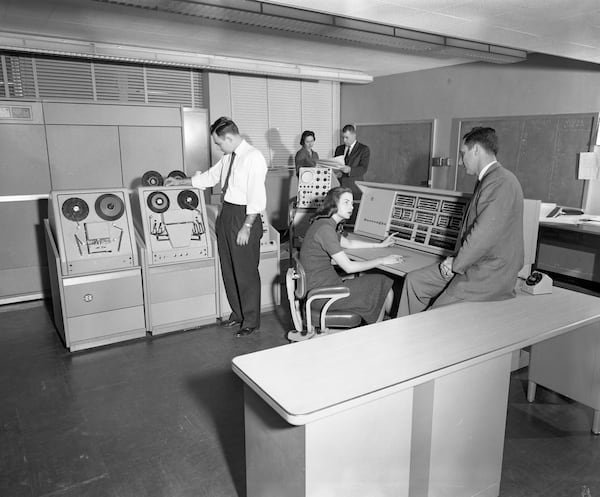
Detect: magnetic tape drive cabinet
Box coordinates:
(45, 188, 146, 351)
(134, 185, 218, 334)
(205, 204, 280, 319)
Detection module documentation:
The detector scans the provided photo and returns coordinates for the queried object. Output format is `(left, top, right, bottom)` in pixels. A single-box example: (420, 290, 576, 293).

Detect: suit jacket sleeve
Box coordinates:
(452, 174, 518, 274)
(349, 143, 370, 178)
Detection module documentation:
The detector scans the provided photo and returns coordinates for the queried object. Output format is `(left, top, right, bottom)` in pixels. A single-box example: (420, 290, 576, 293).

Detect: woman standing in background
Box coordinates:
(294, 130, 319, 176)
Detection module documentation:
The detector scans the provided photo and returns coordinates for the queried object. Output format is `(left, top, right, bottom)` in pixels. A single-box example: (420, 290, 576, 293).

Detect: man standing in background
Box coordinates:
(167, 117, 267, 337)
(334, 124, 370, 199)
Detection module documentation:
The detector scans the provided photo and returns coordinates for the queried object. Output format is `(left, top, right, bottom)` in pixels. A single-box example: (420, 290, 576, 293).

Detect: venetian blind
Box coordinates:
(0, 52, 205, 107)
(301, 81, 336, 160)
(229, 75, 338, 170)
(230, 75, 271, 165)
(267, 78, 302, 169)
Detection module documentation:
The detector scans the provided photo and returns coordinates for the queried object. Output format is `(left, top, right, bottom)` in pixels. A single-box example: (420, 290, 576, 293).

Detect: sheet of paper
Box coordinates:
(578, 152, 599, 180)
(317, 157, 345, 169)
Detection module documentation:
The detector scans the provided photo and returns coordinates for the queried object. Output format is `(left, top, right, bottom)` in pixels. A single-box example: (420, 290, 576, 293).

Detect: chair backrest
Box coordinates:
(286, 256, 308, 332)
(292, 256, 308, 299)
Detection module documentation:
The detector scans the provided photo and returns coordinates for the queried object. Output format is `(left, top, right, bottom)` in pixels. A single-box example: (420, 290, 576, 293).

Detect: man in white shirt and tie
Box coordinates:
(334, 124, 370, 199)
(167, 117, 267, 336)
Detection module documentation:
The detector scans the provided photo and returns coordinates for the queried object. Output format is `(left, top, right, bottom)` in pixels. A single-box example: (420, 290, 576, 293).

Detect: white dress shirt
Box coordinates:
(191, 139, 267, 215)
(478, 160, 497, 181)
(345, 140, 357, 157)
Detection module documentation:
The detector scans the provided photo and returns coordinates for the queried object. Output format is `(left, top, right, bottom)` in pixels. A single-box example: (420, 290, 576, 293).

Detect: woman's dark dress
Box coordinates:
(299, 217, 393, 324)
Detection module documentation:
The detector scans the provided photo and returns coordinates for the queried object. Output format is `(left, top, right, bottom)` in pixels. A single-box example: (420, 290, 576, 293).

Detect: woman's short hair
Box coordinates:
(210, 116, 239, 137)
(300, 130, 316, 146)
(311, 186, 353, 225)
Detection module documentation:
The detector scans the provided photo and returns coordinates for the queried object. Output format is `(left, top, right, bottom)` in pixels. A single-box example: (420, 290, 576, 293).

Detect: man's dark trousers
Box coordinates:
(215, 201, 262, 329)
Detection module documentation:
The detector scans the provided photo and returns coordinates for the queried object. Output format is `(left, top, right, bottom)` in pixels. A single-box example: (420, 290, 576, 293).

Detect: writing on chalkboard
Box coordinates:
(453, 113, 598, 208)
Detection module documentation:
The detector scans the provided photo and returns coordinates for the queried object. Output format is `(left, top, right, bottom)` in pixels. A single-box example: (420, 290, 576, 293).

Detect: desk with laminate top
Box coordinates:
(233, 288, 600, 497)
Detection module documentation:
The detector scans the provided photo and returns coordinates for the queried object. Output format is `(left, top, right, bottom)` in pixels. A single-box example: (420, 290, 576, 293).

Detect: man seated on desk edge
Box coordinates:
(398, 127, 524, 316)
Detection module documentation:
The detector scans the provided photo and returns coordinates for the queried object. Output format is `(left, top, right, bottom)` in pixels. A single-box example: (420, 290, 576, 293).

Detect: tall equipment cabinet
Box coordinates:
(133, 185, 218, 334)
(45, 188, 146, 351)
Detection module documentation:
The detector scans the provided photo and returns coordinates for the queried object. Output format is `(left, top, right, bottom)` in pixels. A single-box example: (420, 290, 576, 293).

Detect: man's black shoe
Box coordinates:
(221, 319, 241, 328)
(235, 327, 258, 337)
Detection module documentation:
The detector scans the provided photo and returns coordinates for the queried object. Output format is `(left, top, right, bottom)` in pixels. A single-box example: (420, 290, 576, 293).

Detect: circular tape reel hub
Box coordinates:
(147, 191, 170, 214)
(62, 197, 89, 222)
(95, 194, 125, 221)
(142, 170, 164, 187)
(177, 189, 199, 210)
(167, 170, 187, 181)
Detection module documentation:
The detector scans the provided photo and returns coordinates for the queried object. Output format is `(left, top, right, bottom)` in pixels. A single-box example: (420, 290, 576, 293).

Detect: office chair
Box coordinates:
(286, 256, 361, 342)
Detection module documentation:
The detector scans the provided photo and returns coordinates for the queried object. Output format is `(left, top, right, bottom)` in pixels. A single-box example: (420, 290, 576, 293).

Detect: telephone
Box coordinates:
(546, 206, 584, 218)
(520, 271, 553, 295)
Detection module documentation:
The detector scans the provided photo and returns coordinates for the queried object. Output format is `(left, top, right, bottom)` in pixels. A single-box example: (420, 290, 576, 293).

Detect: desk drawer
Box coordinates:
(537, 228, 600, 282)
(63, 269, 143, 317)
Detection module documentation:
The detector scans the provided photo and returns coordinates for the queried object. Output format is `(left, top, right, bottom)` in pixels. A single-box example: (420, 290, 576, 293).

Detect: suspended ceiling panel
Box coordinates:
(266, 0, 600, 65)
(0, 0, 473, 78)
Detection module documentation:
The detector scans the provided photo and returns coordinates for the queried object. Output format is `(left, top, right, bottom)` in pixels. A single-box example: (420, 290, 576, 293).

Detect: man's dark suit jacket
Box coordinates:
(447, 162, 524, 301)
(334, 142, 370, 196)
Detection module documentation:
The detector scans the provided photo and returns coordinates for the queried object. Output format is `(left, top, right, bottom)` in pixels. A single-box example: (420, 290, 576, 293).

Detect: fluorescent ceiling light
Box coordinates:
(0, 32, 372, 83)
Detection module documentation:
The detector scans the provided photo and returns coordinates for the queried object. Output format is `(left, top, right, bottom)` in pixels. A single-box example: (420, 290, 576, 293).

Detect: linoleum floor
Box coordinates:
(1, 299, 599, 497)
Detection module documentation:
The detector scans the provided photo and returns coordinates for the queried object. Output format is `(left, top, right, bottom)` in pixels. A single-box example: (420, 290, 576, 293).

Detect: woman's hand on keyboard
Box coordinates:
(380, 254, 404, 265)
(379, 234, 398, 248)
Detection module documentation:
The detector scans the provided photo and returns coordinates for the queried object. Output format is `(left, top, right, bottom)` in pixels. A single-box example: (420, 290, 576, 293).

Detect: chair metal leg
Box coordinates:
(526, 380, 537, 403)
(287, 330, 315, 342)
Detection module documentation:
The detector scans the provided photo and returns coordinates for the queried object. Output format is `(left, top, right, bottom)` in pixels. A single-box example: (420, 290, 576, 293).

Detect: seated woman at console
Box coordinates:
(300, 186, 403, 324)
(294, 130, 319, 176)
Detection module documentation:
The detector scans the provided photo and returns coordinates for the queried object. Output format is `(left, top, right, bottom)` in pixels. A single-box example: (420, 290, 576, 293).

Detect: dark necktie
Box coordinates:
(459, 180, 481, 242)
(221, 152, 236, 203)
(344, 146, 350, 165)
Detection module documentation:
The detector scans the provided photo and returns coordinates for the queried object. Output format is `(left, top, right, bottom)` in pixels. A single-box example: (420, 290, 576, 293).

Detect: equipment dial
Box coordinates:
(300, 170, 315, 183)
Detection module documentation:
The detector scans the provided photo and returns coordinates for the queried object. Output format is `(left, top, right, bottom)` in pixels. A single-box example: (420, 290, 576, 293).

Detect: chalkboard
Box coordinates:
(452, 114, 598, 207)
(356, 121, 434, 187)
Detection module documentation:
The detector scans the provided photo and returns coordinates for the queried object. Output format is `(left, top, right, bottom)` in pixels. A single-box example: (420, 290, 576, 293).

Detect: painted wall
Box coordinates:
(340, 54, 600, 211)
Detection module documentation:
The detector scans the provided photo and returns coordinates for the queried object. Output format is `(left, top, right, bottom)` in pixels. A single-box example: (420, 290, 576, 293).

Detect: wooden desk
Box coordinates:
(232, 288, 600, 497)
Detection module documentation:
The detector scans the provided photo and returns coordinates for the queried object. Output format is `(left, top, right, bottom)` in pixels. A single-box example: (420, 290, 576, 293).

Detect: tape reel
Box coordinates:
(61, 197, 89, 222)
(147, 191, 170, 214)
(177, 190, 199, 210)
(167, 170, 188, 181)
(95, 194, 125, 221)
(142, 170, 164, 187)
